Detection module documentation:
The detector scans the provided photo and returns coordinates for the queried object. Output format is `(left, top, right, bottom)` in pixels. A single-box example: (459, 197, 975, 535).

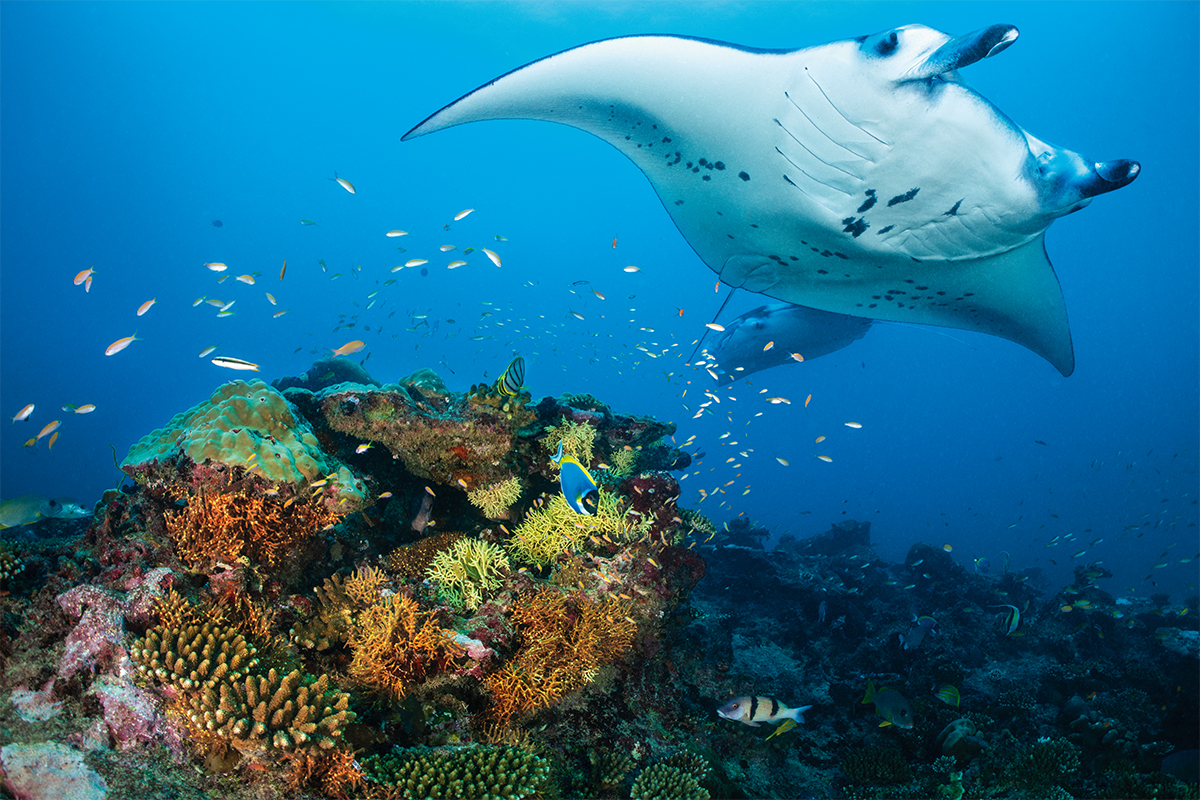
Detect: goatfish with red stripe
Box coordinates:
(717, 696, 812, 729)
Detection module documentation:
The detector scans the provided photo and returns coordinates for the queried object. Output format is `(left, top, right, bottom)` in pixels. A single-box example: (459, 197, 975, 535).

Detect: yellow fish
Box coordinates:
(332, 172, 355, 193)
(73, 267, 95, 285)
(331, 340, 365, 357)
(136, 298, 156, 316)
(11, 404, 34, 423)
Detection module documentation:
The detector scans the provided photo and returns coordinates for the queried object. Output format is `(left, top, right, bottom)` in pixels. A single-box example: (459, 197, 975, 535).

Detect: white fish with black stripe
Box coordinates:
(717, 695, 812, 728)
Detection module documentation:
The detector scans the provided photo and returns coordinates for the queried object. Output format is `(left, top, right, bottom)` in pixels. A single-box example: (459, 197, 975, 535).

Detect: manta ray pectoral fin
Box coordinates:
(906, 24, 1019, 80)
(922, 235, 1075, 376)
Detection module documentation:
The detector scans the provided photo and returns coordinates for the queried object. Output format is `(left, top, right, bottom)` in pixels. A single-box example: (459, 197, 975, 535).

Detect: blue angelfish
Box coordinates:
(551, 441, 598, 515)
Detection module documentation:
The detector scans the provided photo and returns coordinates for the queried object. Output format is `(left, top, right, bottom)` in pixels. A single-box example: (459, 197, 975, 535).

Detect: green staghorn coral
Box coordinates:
(364, 744, 549, 800)
(542, 416, 597, 464)
(467, 476, 523, 519)
(508, 491, 650, 566)
(426, 537, 510, 611)
(132, 621, 260, 691)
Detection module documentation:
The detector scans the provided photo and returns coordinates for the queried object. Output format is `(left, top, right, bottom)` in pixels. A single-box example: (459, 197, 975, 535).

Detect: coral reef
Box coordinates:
(2, 369, 1195, 800)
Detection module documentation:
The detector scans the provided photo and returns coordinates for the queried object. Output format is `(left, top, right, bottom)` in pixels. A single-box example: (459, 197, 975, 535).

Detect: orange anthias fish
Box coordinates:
(73, 267, 95, 286)
(105, 332, 141, 356)
(36, 420, 60, 440)
(11, 404, 34, 423)
(330, 340, 366, 357)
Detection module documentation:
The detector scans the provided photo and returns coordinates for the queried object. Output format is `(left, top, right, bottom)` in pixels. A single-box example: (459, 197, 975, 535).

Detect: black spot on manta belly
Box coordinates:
(877, 225, 894, 235)
(739, 171, 750, 181)
(858, 190, 877, 213)
(887, 188, 920, 206)
(944, 199, 963, 216)
(841, 217, 868, 238)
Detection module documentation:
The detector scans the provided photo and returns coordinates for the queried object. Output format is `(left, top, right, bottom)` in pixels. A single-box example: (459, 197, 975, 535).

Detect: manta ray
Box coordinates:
(403, 23, 1139, 376)
(697, 303, 872, 386)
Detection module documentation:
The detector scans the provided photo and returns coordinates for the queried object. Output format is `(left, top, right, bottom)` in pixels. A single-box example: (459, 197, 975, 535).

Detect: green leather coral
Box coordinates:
(426, 538, 510, 611)
(363, 744, 549, 800)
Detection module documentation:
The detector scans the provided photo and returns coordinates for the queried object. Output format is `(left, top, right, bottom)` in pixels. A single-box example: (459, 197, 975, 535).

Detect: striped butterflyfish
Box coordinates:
(496, 356, 525, 396)
(717, 696, 812, 728)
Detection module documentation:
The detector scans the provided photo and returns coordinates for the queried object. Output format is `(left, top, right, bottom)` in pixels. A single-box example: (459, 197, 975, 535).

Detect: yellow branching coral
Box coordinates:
(508, 491, 650, 566)
(542, 417, 597, 464)
(426, 538, 510, 611)
(467, 476, 523, 519)
(609, 447, 638, 478)
(163, 489, 342, 570)
(346, 594, 463, 701)
(484, 590, 635, 725)
(344, 565, 388, 606)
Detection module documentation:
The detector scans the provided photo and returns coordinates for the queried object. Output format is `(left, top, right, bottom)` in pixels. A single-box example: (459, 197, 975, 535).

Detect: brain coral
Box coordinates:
(122, 381, 362, 503)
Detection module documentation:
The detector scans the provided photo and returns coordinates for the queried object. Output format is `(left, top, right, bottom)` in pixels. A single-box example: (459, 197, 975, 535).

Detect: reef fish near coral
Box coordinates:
(696, 302, 871, 385)
(550, 441, 598, 515)
(899, 614, 937, 651)
(0, 495, 90, 528)
(496, 355, 525, 396)
(862, 679, 913, 728)
(718, 695, 812, 728)
(403, 24, 1140, 375)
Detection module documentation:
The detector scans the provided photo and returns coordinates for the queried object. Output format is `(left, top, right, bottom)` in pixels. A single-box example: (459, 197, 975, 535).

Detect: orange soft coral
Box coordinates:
(163, 489, 342, 570)
(346, 594, 464, 701)
(484, 590, 636, 725)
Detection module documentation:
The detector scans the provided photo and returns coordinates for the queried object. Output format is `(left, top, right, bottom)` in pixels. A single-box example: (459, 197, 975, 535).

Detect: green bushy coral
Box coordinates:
(590, 749, 635, 789)
(542, 416, 597, 464)
(508, 491, 649, 566)
(364, 744, 549, 800)
(468, 476, 523, 519)
(426, 538, 510, 611)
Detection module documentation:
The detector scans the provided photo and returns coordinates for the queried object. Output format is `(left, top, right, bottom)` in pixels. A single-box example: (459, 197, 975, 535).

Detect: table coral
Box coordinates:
(631, 763, 710, 800)
(362, 744, 549, 800)
(426, 538, 510, 611)
(467, 476, 523, 519)
(131, 620, 260, 692)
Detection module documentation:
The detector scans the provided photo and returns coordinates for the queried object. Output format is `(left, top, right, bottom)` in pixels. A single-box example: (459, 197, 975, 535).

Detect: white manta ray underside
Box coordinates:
(404, 23, 1139, 376)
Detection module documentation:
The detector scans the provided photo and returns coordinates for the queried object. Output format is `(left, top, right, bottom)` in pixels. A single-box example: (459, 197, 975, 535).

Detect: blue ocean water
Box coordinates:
(1, 0, 1196, 604)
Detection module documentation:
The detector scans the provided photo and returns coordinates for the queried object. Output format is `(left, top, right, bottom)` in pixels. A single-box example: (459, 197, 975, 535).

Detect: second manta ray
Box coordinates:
(404, 23, 1139, 376)
(697, 302, 872, 385)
